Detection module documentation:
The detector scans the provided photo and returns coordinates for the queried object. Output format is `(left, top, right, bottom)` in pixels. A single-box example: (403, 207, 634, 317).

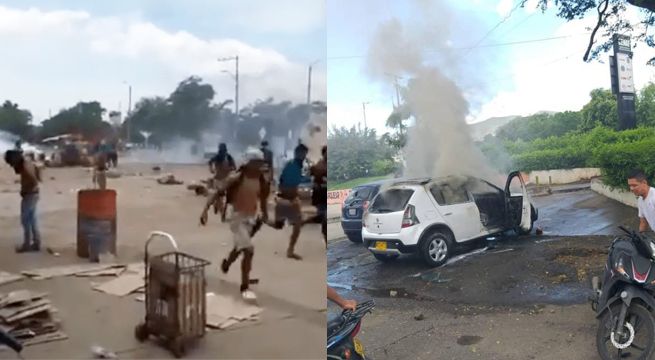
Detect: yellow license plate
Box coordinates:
(375, 241, 387, 251)
(354, 338, 365, 356)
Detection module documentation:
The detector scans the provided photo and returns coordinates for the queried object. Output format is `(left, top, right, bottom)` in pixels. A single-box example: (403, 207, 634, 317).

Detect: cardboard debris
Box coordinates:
(5, 304, 52, 323)
(0, 290, 48, 308)
(0, 299, 51, 321)
(125, 263, 146, 277)
(0, 271, 23, 287)
(0, 290, 66, 349)
(205, 293, 263, 330)
(15, 330, 67, 347)
(22, 263, 121, 280)
(93, 273, 144, 297)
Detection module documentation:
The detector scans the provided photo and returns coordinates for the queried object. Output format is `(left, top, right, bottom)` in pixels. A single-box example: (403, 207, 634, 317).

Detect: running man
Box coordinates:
(209, 143, 236, 222)
(200, 147, 269, 301)
(273, 143, 311, 260)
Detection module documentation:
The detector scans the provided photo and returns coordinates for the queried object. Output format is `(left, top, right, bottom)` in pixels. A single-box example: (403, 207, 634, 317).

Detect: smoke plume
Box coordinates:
(366, 0, 503, 185)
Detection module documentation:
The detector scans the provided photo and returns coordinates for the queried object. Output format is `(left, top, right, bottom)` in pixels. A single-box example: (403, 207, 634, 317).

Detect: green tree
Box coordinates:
(328, 126, 396, 181)
(637, 82, 655, 126)
(525, 0, 655, 64)
(0, 101, 33, 140)
(40, 101, 110, 140)
(580, 88, 618, 131)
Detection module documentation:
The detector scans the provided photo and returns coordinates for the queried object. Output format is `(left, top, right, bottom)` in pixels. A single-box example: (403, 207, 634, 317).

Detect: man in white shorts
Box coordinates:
(628, 169, 655, 233)
(201, 147, 269, 301)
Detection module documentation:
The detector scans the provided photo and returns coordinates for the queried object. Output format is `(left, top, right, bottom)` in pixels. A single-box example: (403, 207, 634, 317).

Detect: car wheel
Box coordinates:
(373, 253, 399, 262)
(346, 232, 363, 243)
(420, 231, 453, 267)
(518, 220, 534, 235)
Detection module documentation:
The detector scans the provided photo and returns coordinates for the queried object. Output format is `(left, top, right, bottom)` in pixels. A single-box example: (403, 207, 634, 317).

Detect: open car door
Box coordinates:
(504, 171, 532, 233)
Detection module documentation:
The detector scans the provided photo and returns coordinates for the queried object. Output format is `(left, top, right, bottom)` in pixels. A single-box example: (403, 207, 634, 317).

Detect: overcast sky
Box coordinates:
(327, 0, 655, 134)
(0, 0, 326, 123)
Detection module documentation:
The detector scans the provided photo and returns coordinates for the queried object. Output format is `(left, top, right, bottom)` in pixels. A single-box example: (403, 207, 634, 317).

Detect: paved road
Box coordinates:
(327, 189, 639, 359)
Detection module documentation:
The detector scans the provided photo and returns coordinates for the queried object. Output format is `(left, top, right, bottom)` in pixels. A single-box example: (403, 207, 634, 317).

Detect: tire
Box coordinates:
(419, 230, 453, 267)
(134, 323, 148, 342)
(518, 220, 534, 235)
(347, 232, 363, 243)
(373, 253, 399, 262)
(171, 336, 186, 358)
(596, 303, 655, 360)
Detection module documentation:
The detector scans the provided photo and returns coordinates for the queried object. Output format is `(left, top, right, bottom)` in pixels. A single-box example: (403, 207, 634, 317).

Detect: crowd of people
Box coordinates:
(200, 140, 328, 301)
(3, 136, 355, 308)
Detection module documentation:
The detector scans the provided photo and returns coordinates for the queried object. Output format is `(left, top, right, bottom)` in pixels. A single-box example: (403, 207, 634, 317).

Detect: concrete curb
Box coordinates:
(530, 184, 591, 197)
(591, 178, 637, 208)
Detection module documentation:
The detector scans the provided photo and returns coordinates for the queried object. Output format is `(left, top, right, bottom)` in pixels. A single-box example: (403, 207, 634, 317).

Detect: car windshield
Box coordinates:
(349, 186, 373, 200)
(369, 188, 414, 213)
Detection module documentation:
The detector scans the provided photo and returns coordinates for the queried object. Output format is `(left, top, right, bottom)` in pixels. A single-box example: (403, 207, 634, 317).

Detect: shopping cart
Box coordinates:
(134, 231, 211, 358)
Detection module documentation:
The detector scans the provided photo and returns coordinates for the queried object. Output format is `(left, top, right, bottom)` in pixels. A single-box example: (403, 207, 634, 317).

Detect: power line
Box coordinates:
(327, 33, 591, 60)
(463, 0, 525, 56)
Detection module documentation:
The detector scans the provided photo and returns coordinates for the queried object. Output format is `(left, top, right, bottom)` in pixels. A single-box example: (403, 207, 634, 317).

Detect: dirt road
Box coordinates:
(0, 163, 326, 359)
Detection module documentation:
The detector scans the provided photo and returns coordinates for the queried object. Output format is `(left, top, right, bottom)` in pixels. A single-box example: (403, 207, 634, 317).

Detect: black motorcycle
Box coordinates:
(591, 226, 655, 359)
(327, 300, 375, 360)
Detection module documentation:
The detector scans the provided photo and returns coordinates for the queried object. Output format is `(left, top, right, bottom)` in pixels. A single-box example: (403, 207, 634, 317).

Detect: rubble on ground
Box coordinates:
(0, 290, 67, 350)
(105, 170, 122, 179)
(187, 183, 209, 196)
(157, 174, 184, 185)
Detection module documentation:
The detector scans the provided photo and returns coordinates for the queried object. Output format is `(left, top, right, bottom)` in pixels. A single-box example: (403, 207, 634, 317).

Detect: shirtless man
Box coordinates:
(4, 150, 42, 253)
(201, 147, 269, 301)
(209, 143, 236, 222)
(274, 143, 311, 260)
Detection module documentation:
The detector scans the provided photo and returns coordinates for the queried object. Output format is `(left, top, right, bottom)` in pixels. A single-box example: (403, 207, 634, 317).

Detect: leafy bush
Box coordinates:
(593, 138, 655, 189)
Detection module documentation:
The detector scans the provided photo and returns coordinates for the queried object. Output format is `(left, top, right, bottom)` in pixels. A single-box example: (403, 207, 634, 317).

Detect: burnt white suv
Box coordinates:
(362, 172, 537, 267)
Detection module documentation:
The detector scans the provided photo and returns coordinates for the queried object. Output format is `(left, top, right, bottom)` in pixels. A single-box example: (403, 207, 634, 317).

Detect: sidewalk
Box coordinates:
(327, 204, 341, 223)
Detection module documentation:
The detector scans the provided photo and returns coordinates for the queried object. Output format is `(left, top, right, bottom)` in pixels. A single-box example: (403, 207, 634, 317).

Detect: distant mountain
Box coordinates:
(468, 115, 518, 141)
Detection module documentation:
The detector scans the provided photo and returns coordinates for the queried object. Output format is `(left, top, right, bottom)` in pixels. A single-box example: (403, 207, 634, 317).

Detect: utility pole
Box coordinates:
(218, 56, 239, 116)
(307, 60, 320, 105)
(128, 85, 132, 143)
(362, 101, 370, 129)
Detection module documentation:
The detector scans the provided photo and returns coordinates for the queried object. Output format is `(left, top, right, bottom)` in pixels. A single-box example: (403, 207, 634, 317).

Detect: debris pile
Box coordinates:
(0, 290, 67, 349)
(157, 174, 184, 185)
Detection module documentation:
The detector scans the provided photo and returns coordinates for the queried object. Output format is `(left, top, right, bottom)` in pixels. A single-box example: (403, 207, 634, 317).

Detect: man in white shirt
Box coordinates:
(628, 169, 655, 233)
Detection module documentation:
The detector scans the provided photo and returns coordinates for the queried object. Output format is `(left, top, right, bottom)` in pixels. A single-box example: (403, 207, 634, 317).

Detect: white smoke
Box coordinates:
(366, 0, 504, 185)
(300, 111, 327, 163)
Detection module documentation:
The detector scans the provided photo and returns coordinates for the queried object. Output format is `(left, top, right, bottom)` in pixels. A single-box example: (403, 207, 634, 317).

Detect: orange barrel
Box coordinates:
(77, 189, 117, 258)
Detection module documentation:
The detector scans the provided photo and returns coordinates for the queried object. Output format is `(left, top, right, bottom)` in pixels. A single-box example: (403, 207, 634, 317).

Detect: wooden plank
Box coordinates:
(93, 273, 144, 297)
(22, 263, 121, 280)
(0, 290, 48, 308)
(5, 304, 52, 323)
(0, 299, 51, 321)
(20, 330, 67, 347)
(75, 266, 126, 277)
(0, 271, 23, 287)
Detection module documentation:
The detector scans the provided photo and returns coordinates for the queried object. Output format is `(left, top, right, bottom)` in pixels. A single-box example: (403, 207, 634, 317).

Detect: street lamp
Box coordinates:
(217, 56, 239, 117)
(307, 59, 321, 105)
(122, 81, 132, 143)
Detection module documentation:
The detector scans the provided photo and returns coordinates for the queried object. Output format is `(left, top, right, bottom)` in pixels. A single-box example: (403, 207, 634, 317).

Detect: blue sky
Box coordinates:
(0, 0, 326, 122)
(327, 0, 655, 134)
